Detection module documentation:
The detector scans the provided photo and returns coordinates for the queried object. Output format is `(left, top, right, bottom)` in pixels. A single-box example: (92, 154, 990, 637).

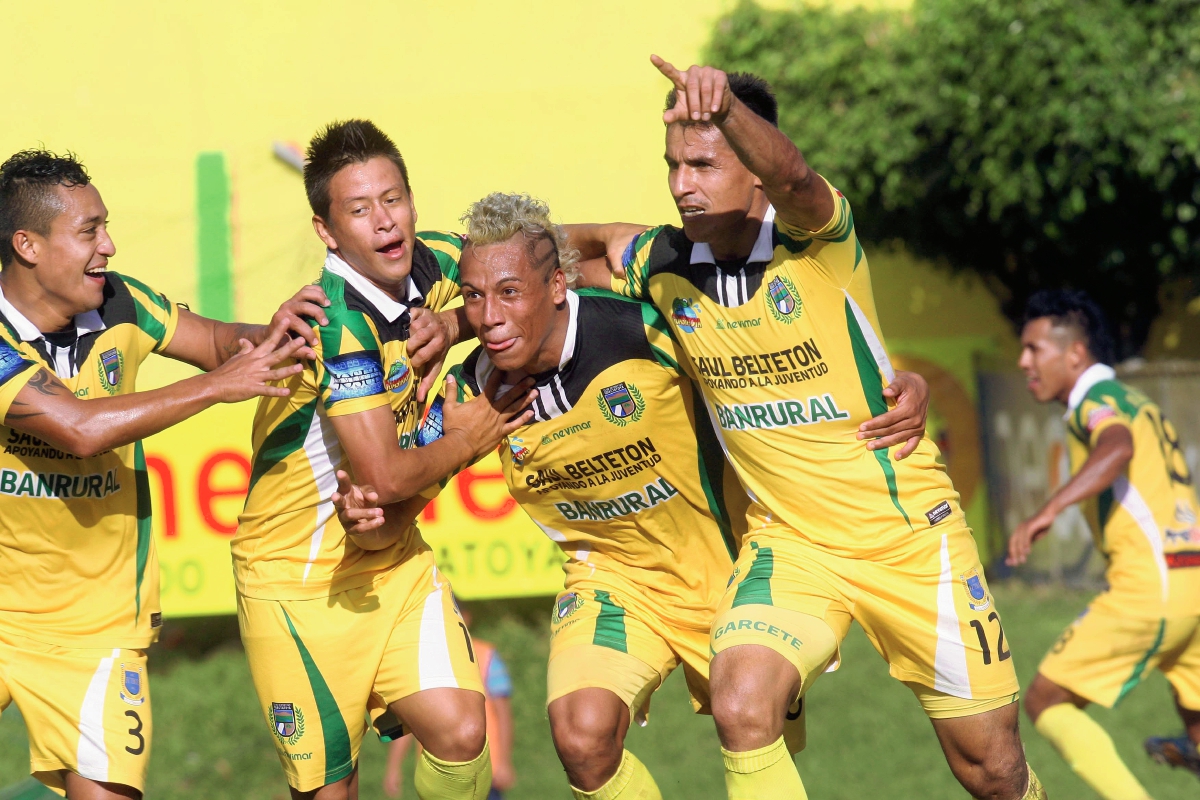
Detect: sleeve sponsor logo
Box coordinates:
(383, 358, 411, 393)
(0, 340, 31, 384)
(0, 467, 121, 498)
(415, 396, 444, 448)
(694, 338, 827, 389)
(1085, 405, 1117, 432)
(671, 297, 702, 333)
(326, 352, 385, 402)
(715, 394, 850, 431)
(554, 476, 679, 522)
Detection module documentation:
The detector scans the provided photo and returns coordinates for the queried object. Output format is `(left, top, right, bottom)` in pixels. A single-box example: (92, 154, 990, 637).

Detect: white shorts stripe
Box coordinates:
(1113, 476, 1170, 603)
(418, 586, 460, 691)
(933, 535, 973, 697)
(76, 648, 120, 781)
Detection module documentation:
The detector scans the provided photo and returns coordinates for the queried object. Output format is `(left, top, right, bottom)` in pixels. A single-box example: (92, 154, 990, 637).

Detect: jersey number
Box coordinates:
(969, 612, 1010, 666)
(458, 622, 476, 663)
(124, 710, 145, 755)
(1147, 408, 1192, 487)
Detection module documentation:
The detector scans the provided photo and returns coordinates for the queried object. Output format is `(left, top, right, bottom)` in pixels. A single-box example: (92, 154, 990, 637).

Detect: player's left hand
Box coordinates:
(331, 469, 386, 535)
(858, 370, 929, 460)
(269, 284, 330, 355)
(407, 307, 459, 403)
(652, 55, 734, 124)
(1007, 509, 1055, 567)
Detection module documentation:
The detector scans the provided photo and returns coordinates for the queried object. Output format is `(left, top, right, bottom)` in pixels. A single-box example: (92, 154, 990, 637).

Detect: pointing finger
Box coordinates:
(650, 54, 685, 89)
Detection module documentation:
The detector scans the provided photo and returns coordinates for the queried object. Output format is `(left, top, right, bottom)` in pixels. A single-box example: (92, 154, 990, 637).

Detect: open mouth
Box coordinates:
(678, 207, 705, 219)
(376, 239, 406, 259)
(84, 264, 107, 283)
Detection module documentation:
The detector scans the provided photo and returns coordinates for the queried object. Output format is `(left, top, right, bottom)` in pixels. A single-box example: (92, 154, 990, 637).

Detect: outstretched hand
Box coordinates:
(652, 54, 733, 124)
(1007, 509, 1055, 567)
(208, 326, 309, 403)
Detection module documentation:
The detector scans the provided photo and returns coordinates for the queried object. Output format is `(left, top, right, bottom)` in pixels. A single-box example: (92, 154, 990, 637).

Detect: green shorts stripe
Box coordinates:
(732, 541, 774, 608)
(592, 590, 629, 653)
(1114, 618, 1166, 706)
(282, 610, 354, 785)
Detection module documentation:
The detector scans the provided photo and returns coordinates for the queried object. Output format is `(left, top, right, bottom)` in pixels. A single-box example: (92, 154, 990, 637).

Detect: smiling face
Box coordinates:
(460, 236, 568, 375)
(312, 156, 417, 298)
(12, 183, 116, 320)
(1019, 317, 1093, 404)
(665, 123, 766, 252)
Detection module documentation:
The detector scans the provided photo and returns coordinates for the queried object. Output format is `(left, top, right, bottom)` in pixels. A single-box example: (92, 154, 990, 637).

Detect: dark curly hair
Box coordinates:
(0, 149, 91, 267)
(1023, 289, 1117, 366)
(304, 120, 409, 220)
(666, 71, 779, 127)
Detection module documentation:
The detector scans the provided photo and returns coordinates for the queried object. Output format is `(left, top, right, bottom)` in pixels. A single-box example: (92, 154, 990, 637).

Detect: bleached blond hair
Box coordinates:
(460, 192, 580, 286)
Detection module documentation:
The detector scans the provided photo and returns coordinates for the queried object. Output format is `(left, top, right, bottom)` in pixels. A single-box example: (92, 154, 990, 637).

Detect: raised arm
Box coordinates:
(1007, 425, 1134, 566)
(652, 55, 835, 232)
(2, 329, 307, 458)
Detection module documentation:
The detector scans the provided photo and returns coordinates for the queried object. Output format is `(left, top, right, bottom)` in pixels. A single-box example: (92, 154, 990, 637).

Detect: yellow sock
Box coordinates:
(1022, 765, 1047, 799)
(722, 736, 808, 800)
(414, 740, 493, 800)
(570, 750, 662, 800)
(1035, 703, 1152, 800)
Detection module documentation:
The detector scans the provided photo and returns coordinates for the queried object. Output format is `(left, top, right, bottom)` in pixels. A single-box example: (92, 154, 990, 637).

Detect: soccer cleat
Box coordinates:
(1144, 734, 1200, 779)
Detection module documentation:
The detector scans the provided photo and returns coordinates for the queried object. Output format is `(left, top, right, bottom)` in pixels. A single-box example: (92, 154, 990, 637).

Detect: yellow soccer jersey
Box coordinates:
(0, 273, 179, 648)
(614, 179, 962, 557)
(1065, 364, 1200, 618)
(234, 233, 464, 600)
(429, 289, 746, 618)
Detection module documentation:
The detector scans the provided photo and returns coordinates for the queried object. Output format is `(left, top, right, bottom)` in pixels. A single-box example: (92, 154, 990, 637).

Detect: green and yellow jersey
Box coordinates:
(1065, 364, 1200, 618)
(428, 289, 746, 620)
(0, 273, 179, 648)
(613, 179, 962, 557)
(234, 232, 463, 600)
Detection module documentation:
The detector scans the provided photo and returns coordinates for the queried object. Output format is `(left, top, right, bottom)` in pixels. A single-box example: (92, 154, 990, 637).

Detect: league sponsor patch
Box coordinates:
(119, 664, 146, 706)
(925, 500, 952, 526)
(98, 348, 124, 394)
(271, 702, 306, 745)
(598, 382, 644, 426)
(960, 568, 991, 612)
(1085, 404, 1117, 432)
(383, 358, 411, 394)
(671, 298, 702, 333)
(0, 339, 31, 384)
(509, 436, 530, 464)
(415, 396, 445, 447)
(326, 351, 385, 402)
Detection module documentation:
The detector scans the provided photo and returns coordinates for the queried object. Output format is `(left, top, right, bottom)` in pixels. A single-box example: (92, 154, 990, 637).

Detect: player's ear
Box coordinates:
(551, 268, 567, 305)
(10, 229, 41, 266)
(312, 215, 338, 252)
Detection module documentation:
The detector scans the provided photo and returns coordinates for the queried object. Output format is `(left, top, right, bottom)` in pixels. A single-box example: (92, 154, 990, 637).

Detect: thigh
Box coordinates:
(1157, 616, 1200, 710)
(237, 591, 376, 792)
(1039, 606, 1174, 709)
(854, 526, 1020, 707)
(4, 638, 151, 796)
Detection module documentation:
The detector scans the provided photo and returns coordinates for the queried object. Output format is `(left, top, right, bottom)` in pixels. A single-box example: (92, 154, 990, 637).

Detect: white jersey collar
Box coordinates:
(690, 206, 776, 266)
(1065, 362, 1116, 417)
(323, 249, 421, 323)
(0, 281, 106, 342)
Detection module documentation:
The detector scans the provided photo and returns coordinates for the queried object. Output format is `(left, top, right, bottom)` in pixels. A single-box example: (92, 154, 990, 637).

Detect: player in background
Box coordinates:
(233, 120, 538, 800)
(0, 148, 326, 799)
(336, 192, 932, 800)
(383, 603, 516, 800)
(1009, 290, 1200, 798)
(569, 59, 1045, 800)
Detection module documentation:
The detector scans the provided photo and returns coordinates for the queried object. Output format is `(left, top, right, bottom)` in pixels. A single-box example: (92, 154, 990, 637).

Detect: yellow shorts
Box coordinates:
(238, 549, 483, 792)
(0, 629, 151, 796)
(711, 521, 1020, 719)
(1039, 606, 1200, 710)
(546, 578, 807, 751)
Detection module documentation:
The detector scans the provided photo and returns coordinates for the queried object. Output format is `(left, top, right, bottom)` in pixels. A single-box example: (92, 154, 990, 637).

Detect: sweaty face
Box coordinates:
(1018, 317, 1079, 403)
(28, 183, 115, 318)
(665, 123, 762, 245)
(460, 238, 566, 374)
(314, 156, 417, 298)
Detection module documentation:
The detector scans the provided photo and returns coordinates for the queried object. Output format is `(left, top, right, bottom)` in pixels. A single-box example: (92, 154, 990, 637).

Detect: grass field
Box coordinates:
(2, 583, 1198, 799)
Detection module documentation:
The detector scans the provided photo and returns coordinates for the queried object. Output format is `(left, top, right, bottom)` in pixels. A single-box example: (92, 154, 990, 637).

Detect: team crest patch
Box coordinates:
(766, 276, 801, 323)
(554, 592, 584, 622)
(671, 297, 702, 333)
(598, 382, 645, 426)
(271, 702, 306, 745)
(98, 348, 123, 393)
(509, 436, 530, 464)
(384, 359, 411, 394)
(119, 663, 145, 706)
(960, 569, 991, 612)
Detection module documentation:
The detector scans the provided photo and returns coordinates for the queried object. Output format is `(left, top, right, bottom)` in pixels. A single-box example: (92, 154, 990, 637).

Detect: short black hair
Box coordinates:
(666, 71, 779, 127)
(303, 120, 409, 219)
(1023, 289, 1116, 365)
(0, 149, 91, 268)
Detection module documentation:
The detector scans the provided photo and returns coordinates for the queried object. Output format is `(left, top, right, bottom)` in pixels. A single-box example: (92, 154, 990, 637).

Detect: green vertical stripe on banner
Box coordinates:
(134, 441, 152, 621)
(283, 610, 354, 784)
(196, 152, 234, 321)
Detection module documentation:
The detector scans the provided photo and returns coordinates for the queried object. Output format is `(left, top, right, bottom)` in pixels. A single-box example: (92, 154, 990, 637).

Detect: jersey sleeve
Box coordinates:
(0, 337, 41, 422)
(773, 177, 859, 287)
(316, 307, 390, 418)
(640, 301, 693, 380)
(416, 231, 465, 312)
(1072, 386, 1134, 447)
(484, 652, 513, 698)
(611, 227, 668, 302)
(411, 360, 485, 498)
(118, 274, 182, 354)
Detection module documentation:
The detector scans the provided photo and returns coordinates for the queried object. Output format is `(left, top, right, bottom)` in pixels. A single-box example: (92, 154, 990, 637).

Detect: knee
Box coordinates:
(711, 685, 782, 747)
(953, 744, 1027, 800)
(549, 703, 624, 770)
(438, 712, 487, 762)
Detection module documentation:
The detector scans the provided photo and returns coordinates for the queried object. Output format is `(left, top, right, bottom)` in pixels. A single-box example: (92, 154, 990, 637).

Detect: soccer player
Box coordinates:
(336, 192, 932, 800)
(233, 121, 538, 800)
(0, 148, 325, 799)
(569, 59, 1045, 800)
(1009, 289, 1200, 798)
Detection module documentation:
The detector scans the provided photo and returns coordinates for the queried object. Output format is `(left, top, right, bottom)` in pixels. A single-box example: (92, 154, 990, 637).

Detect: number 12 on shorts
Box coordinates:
(970, 612, 1011, 665)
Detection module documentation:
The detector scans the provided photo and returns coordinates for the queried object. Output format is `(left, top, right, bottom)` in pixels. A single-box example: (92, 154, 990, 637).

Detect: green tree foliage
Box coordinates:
(707, 0, 1200, 356)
